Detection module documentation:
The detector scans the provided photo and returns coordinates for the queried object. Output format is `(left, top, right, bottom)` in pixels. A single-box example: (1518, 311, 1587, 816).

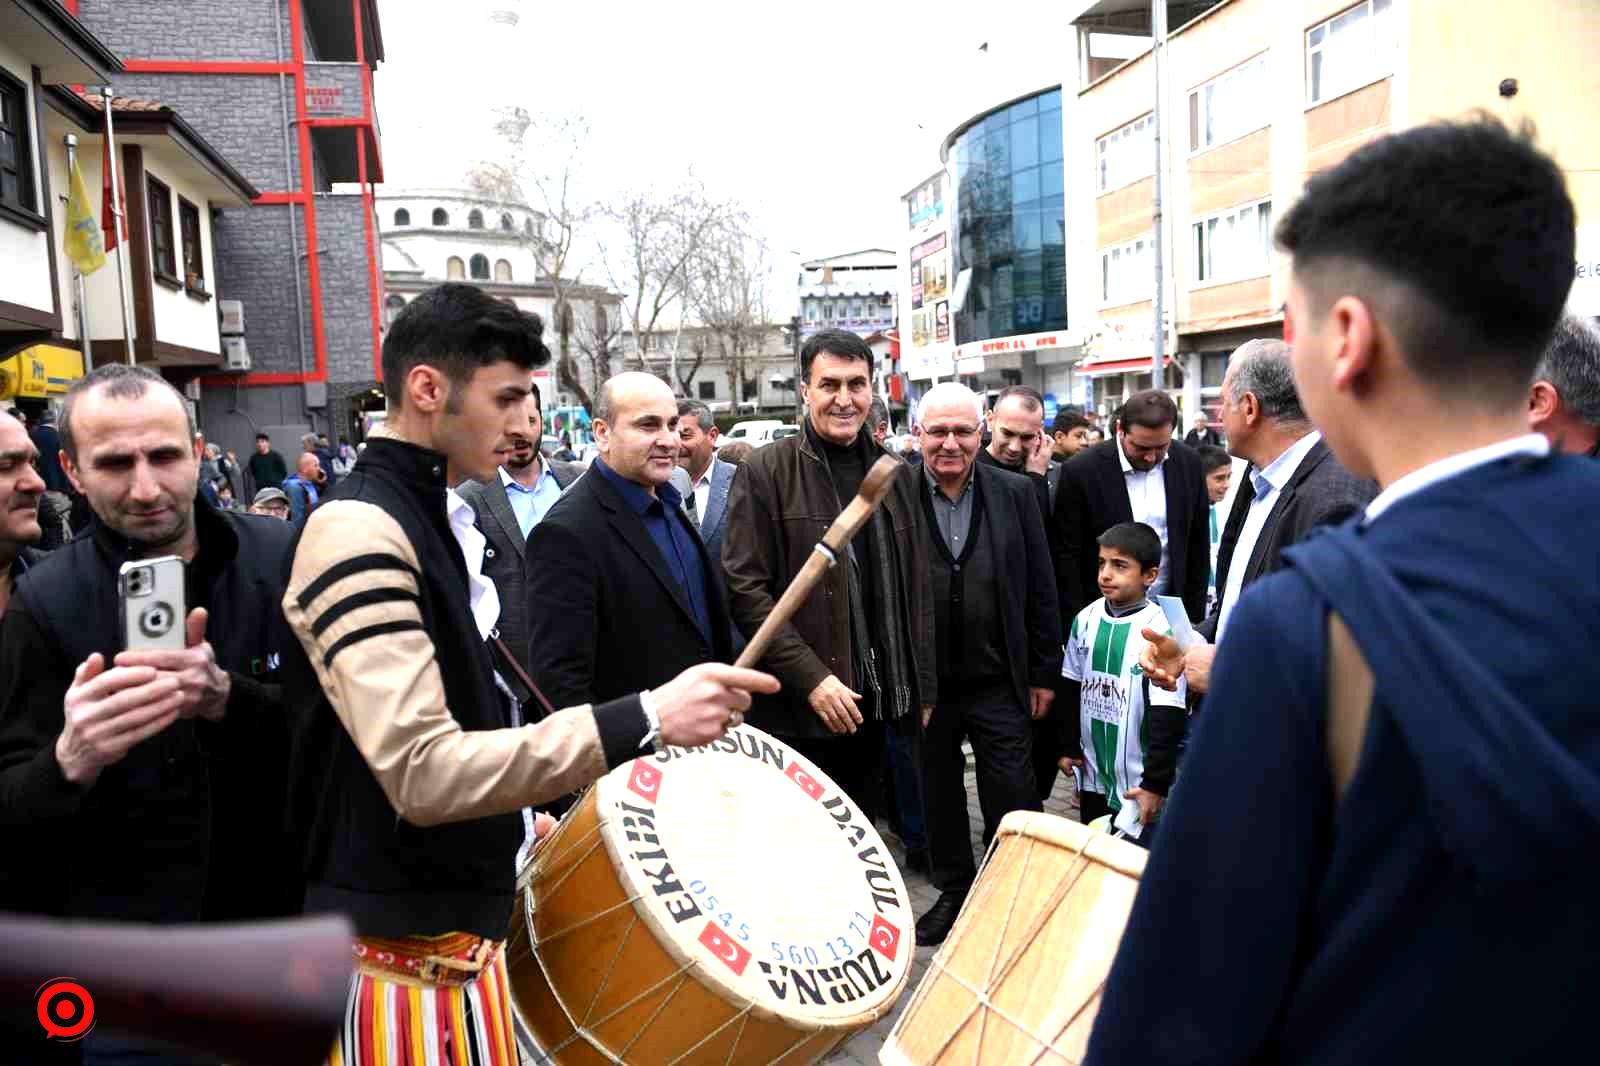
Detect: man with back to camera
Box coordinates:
(1086, 117, 1600, 1065)
(722, 328, 936, 821)
(281, 284, 776, 1060)
(0, 364, 300, 1066)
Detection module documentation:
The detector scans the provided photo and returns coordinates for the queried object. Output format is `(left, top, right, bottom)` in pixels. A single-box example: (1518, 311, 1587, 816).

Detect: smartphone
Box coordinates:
(120, 556, 187, 652)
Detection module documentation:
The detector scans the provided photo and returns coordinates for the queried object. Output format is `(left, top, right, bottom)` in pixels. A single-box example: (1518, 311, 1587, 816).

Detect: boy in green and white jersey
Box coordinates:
(1058, 522, 1188, 845)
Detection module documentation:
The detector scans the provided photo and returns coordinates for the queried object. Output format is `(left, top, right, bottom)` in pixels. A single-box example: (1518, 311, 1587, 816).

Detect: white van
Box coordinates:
(724, 420, 796, 447)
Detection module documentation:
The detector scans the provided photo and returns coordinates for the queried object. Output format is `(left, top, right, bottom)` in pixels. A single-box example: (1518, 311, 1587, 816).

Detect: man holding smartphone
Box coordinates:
(0, 365, 299, 1064)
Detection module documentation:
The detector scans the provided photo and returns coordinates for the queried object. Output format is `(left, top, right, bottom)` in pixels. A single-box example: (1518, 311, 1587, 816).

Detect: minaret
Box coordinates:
(465, 0, 529, 197)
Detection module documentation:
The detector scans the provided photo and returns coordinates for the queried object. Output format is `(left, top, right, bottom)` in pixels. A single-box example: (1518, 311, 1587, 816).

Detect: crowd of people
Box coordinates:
(0, 115, 1597, 1065)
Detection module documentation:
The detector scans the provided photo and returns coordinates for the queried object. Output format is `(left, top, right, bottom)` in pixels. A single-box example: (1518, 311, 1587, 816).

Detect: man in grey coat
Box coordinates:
(458, 388, 581, 675)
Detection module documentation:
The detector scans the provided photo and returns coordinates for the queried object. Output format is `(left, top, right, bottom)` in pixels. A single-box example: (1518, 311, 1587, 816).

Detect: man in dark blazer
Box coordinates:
(1183, 415, 1222, 449)
(913, 383, 1061, 946)
(525, 373, 730, 712)
(676, 399, 743, 652)
(457, 389, 581, 673)
(1052, 389, 1211, 623)
(1143, 340, 1375, 695)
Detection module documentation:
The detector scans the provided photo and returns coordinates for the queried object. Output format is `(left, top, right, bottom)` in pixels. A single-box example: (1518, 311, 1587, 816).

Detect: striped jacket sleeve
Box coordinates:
(283, 499, 625, 827)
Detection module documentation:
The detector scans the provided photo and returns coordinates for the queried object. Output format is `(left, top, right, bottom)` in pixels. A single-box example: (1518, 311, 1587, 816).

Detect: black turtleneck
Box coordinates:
(810, 422, 880, 628)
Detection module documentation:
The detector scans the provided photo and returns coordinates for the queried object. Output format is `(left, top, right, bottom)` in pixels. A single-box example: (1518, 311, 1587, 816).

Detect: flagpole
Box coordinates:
(63, 133, 94, 371)
(102, 88, 135, 365)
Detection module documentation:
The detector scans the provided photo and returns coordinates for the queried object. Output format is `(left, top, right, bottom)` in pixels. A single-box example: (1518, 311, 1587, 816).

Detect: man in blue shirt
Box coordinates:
(458, 384, 581, 675)
(1087, 117, 1600, 1065)
(280, 452, 321, 525)
(525, 372, 731, 712)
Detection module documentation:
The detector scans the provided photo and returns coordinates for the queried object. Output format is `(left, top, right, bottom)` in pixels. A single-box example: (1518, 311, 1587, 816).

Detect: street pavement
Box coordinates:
(822, 754, 1083, 1066)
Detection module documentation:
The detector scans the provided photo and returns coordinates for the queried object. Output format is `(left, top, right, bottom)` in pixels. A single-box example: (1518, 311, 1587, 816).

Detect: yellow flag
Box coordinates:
(64, 155, 106, 276)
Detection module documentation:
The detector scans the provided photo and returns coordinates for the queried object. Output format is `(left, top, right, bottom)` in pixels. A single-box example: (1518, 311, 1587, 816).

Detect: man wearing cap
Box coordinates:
(250, 488, 291, 520)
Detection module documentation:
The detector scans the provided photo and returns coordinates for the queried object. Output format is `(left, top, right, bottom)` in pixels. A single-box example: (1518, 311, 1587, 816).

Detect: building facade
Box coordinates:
(66, 0, 387, 455)
(798, 250, 897, 340)
(619, 322, 798, 416)
(380, 187, 622, 418)
(1068, 0, 1600, 423)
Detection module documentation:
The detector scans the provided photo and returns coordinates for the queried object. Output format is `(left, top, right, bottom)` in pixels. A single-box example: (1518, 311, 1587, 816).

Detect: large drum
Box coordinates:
(880, 812, 1146, 1065)
(507, 725, 913, 1064)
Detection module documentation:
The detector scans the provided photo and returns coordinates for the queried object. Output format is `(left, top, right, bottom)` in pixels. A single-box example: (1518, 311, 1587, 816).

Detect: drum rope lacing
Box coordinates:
(909, 829, 1108, 1065)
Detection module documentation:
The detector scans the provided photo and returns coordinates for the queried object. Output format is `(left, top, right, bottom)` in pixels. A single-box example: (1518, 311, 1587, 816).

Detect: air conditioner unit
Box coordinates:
(219, 299, 245, 336)
(222, 336, 251, 372)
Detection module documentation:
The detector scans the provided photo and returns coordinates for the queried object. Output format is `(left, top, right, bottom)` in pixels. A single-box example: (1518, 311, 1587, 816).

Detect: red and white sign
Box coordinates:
(627, 759, 662, 804)
(699, 922, 752, 976)
(785, 761, 825, 801)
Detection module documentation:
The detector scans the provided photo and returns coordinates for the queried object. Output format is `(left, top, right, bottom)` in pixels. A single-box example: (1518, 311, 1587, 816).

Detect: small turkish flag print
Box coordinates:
(785, 761, 824, 801)
(627, 759, 662, 804)
(869, 914, 901, 962)
(699, 922, 752, 976)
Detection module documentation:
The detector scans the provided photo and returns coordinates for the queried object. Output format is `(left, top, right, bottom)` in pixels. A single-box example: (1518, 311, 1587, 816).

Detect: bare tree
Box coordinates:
(569, 297, 625, 403)
(692, 220, 774, 411)
(597, 184, 731, 392)
(466, 113, 601, 410)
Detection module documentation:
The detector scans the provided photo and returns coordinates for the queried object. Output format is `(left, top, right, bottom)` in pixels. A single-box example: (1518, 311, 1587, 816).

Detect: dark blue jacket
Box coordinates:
(1088, 451, 1600, 1065)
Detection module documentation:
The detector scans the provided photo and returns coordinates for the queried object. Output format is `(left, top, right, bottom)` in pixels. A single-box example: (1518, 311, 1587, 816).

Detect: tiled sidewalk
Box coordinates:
(822, 759, 1083, 1065)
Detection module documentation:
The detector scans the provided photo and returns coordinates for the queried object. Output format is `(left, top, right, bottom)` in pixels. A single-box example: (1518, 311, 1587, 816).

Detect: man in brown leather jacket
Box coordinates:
(722, 329, 936, 821)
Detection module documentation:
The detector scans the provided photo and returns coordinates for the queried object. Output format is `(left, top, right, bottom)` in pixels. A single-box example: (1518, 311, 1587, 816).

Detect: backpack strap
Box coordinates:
(1325, 611, 1374, 801)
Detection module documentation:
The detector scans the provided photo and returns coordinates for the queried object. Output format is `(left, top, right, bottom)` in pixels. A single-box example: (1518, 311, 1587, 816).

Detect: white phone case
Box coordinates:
(120, 555, 187, 651)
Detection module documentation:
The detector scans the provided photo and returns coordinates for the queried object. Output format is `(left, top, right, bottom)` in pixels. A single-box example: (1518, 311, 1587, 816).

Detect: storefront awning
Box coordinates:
(1075, 355, 1173, 379)
(0, 344, 86, 401)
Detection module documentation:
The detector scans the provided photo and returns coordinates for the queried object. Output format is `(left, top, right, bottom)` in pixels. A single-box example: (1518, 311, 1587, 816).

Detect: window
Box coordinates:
(384, 293, 406, 326)
(446, 256, 465, 279)
(494, 259, 512, 282)
(1307, 0, 1394, 104)
(822, 302, 833, 320)
(178, 197, 203, 287)
(850, 301, 863, 319)
(805, 301, 817, 322)
(432, 207, 449, 226)
(1192, 200, 1272, 285)
(524, 218, 535, 236)
(0, 72, 36, 217)
(499, 213, 514, 231)
(469, 253, 490, 280)
(393, 207, 410, 226)
(698, 380, 715, 400)
(1096, 114, 1153, 193)
(468, 209, 484, 230)
(1189, 56, 1268, 152)
(1099, 233, 1153, 306)
(146, 176, 177, 280)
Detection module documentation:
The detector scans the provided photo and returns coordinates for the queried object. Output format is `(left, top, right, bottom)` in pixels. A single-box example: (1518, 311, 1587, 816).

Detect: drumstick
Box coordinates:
(735, 454, 904, 670)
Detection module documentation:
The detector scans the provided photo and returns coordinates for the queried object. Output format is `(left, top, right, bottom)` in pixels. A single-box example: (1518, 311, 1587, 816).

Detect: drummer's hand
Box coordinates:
(808, 675, 863, 735)
(654, 663, 780, 748)
(531, 812, 557, 845)
(1183, 644, 1216, 696)
(1138, 628, 1186, 691)
(1123, 787, 1164, 825)
(1057, 755, 1085, 774)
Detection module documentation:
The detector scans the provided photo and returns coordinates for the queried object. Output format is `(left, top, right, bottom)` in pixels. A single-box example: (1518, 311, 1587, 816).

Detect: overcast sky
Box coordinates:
(373, 0, 1071, 314)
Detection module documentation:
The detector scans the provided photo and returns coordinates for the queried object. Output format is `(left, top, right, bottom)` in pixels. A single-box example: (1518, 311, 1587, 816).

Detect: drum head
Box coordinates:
(594, 725, 913, 1029)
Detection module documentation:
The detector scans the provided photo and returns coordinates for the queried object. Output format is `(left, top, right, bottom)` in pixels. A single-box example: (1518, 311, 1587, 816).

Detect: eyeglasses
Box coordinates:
(922, 426, 979, 441)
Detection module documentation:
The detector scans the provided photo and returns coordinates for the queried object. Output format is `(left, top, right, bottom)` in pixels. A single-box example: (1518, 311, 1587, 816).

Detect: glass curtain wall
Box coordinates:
(952, 88, 1067, 345)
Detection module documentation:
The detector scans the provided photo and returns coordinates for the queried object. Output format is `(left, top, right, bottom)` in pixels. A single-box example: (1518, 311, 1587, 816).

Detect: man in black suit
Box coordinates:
(525, 372, 730, 711)
(914, 383, 1061, 945)
(1142, 339, 1375, 694)
(457, 386, 581, 674)
(1052, 389, 1211, 623)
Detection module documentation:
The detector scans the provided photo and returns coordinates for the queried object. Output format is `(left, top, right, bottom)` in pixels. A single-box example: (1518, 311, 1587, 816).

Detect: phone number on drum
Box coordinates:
(688, 880, 874, 966)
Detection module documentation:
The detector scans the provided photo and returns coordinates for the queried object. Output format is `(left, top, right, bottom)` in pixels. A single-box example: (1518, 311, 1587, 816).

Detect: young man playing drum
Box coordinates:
(282, 283, 777, 1064)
